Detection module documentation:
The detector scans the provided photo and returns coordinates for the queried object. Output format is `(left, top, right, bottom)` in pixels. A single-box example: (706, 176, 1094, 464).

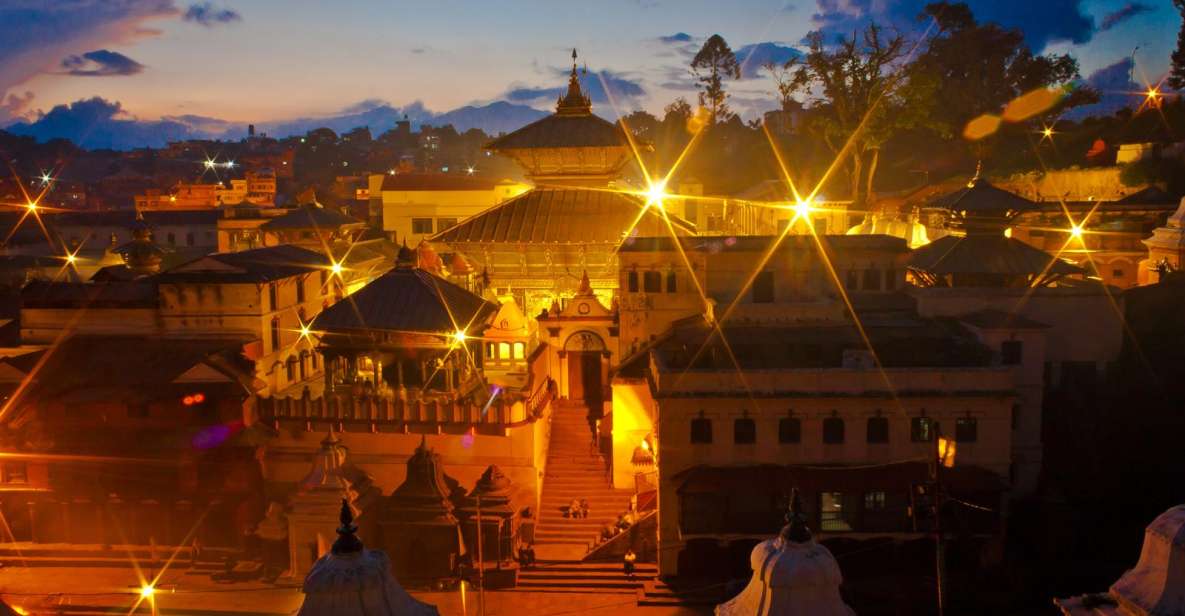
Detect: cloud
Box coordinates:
(505, 69, 647, 107)
(182, 2, 240, 26)
(340, 99, 388, 114)
(0, 1, 178, 95)
(4, 97, 198, 149)
(0, 91, 35, 124)
(1100, 3, 1152, 32)
(810, 0, 1096, 50)
(659, 32, 694, 44)
(60, 49, 145, 76)
(1063, 57, 1138, 119)
(735, 42, 802, 78)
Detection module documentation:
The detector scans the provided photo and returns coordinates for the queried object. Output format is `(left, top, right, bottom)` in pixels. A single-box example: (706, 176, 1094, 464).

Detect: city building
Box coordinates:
(369, 173, 530, 245)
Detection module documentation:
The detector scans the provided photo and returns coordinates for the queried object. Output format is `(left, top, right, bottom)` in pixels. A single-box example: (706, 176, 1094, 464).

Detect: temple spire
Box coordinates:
(331, 498, 364, 554)
(782, 488, 811, 544)
(556, 48, 592, 116)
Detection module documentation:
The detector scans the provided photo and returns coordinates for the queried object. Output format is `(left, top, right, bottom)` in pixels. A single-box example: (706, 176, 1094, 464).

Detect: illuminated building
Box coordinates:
(368, 173, 530, 245)
(430, 50, 693, 315)
(536, 271, 616, 402)
(734, 179, 858, 237)
(909, 176, 1126, 494)
(0, 335, 262, 545)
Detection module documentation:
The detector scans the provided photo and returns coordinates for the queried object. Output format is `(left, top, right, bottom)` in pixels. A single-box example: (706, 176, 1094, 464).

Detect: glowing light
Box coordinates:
(65, 254, 76, 265)
(645, 179, 668, 209)
(937, 436, 956, 468)
(139, 584, 155, 599)
(25, 201, 37, 212)
(792, 198, 814, 221)
(330, 262, 343, 276)
(466, 166, 476, 175)
(1070, 224, 1084, 239)
(203, 159, 216, 169)
(1040, 125, 1055, 141)
(300, 324, 312, 339)
(452, 330, 468, 344)
(225, 161, 236, 169)
(1146, 87, 1160, 101)
(39, 173, 52, 184)
(640, 439, 651, 452)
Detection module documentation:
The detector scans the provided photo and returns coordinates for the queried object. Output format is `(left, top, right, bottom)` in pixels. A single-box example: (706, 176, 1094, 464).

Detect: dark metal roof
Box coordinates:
(380, 174, 508, 191)
(907, 235, 1084, 277)
(0, 335, 253, 401)
(157, 244, 329, 283)
(928, 179, 1039, 214)
(430, 188, 694, 244)
(260, 204, 362, 231)
(486, 113, 627, 150)
(957, 308, 1049, 330)
(21, 279, 159, 308)
(313, 267, 497, 335)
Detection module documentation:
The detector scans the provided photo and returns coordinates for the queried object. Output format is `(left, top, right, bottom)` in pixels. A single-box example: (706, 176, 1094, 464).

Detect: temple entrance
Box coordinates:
(563, 331, 606, 404)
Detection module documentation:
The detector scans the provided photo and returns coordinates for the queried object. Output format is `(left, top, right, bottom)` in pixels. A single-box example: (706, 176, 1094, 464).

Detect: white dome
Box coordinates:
(298, 549, 438, 616)
(1110, 505, 1185, 616)
(717, 533, 854, 616)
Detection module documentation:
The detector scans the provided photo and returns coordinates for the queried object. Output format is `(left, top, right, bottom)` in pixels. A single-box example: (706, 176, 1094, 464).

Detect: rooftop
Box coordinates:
(313, 267, 497, 335)
(908, 234, 1084, 278)
(158, 244, 330, 283)
(260, 204, 363, 231)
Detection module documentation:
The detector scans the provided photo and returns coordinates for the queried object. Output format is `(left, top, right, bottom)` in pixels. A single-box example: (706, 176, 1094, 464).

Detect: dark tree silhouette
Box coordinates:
(690, 34, 741, 125)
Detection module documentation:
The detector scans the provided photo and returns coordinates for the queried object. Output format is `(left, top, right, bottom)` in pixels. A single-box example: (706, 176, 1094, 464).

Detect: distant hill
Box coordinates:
(3, 98, 549, 150)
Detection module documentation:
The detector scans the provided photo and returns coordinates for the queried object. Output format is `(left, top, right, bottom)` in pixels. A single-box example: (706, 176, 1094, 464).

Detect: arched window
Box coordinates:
(499, 342, 511, 359)
(691, 414, 712, 444)
(666, 271, 677, 293)
(513, 342, 525, 359)
(823, 416, 845, 444)
(866, 416, 889, 443)
(734, 417, 756, 444)
(270, 317, 281, 351)
(779, 416, 801, 443)
(286, 356, 297, 382)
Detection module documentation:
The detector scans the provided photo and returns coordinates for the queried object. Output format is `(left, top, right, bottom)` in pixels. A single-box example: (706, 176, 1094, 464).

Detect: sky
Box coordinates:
(0, 0, 1179, 143)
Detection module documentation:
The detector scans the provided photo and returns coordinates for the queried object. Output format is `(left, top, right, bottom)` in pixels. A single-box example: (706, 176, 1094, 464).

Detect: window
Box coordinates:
(286, 357, 297, 382)
(268, 284, 278, 311)
(866, 416, 889, 443)
(911, 417, 934, 442)
(823, 417, 845, 444)
(411, 218, 433, 234)
(752, 270, 774, 303)
(486, 343, 496, 358)
(312, 353, 320, 370)
(499, 342, 510, 359)
(513, 342, 525, 359)
(627, 271, 639, 292)
(1001, 340, 1023, 365)
(1112, 269, 1124, 278)
(320, 270, 328, 290)
(691, 416, 712, 444)
(270, 317, 281, 351)
(167, 232, 176, 245)
(734, 417, 756, 444)
(2, 462, 28, 484)
(685, 201, 698, 223)
(956, 417, 978, 442)
(884, 268, 897, 290)
(779, 417, 801, 443)
(862, 268, 880, 291)
(186, 232, 195, 246)
(845, 270, 859, 290)
(437, 217, 458, 231)
(666, 271, 677, 293)
(643, 271, 662, 293)
(820, 492, 850, 531)
(296, 278, 306, 303)
(864, 491, 886, 511)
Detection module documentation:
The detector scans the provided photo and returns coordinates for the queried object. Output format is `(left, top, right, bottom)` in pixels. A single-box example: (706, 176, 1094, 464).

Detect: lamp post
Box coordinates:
(932, 428, 956, 616)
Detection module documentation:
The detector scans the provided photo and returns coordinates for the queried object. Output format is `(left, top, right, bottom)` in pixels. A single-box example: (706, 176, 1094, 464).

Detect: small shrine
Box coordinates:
(716, 491, 855, 616)
(287, 431, 367, 579)
(114, 215, 165, 277)
(458, 464, 520, 567)
(1139, 197, 1185, 285)
(1055, 505, 1185, 615)
(297, 499, 438, 616)
(379, 437, 464, 584)
(536, 271, 617, 404)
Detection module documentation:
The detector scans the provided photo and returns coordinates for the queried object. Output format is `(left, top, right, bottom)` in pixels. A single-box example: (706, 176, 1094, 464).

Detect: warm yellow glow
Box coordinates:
(65, 254, 76, 265)
(1041, 126, 1054, 139)
(1070, 224, 1084, 239)
(1147, 87, 1160, 100)
(466, 166, 476, 175)
(938, 436, 956, 468)
(645, 179, 668, 209)
(25, 202, 37, 212)
(453, 330, 468, 344)
(792, 198, 814, 221)
(203, 159, 215, 169)
(330, 262, 343, 276)
(139, 584, 155, 599)
(300, 324, 312, 338)
(640, 439, 651, 451)
(1004, 227, 1013, 238)
(40, 173, 52, 184)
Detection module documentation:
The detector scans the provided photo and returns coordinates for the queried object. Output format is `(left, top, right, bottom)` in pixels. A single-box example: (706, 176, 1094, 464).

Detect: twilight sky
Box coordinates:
(0, 0, 1178, 136)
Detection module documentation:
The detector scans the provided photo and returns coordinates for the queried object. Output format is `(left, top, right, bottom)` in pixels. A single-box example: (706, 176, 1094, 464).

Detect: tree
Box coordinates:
(622, 110, 660, 142)
(1170, 0, 1185, 90)
(912, 2, 1089, 137)
(780, 25, 921, 205)
(690, 34, 741, 125)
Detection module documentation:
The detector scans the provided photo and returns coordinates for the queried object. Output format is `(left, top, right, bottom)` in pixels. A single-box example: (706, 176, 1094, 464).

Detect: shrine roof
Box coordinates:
(429, 188, 694, 244)
(486, 111, 626, 151)
(313, 267, 496, 335)
(261, 204, 363, 231)
(907, 234, 1084, 277)
(158, 244, 330, 283)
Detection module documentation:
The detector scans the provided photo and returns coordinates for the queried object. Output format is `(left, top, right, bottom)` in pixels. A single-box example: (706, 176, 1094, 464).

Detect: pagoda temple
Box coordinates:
(379, 437, 465, 584)
(430, 49, 694, 315)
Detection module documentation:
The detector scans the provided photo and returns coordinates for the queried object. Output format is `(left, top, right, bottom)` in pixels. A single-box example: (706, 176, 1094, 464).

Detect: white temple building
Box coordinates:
(297, 499, 438, 616)
(1055, 505, 1185, 616)
(715, 491, 856, 616)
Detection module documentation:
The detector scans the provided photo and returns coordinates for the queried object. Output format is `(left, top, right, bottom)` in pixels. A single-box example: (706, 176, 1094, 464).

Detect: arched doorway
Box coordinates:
(564, 331, 606, 403)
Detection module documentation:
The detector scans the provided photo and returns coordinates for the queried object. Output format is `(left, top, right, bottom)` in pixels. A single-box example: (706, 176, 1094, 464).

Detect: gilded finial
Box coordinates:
(331, 498, 364, 554)
(781, 488, 811, 544)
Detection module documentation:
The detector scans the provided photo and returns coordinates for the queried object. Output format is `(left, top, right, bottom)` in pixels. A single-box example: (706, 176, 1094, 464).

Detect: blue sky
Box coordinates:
(0, 0, 1178, 131)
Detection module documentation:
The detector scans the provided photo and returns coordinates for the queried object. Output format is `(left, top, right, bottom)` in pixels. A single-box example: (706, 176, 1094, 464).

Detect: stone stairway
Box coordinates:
(534, 403, 633, 561)
(514, 560, 657, 594)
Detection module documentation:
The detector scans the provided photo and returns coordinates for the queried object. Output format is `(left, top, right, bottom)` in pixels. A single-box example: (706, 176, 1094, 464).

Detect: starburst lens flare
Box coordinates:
(139, 584, 155, 599)
(1070, 224, 1084, 239)
(453, 330, 467, 344)
(645, 180, 669, 209)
